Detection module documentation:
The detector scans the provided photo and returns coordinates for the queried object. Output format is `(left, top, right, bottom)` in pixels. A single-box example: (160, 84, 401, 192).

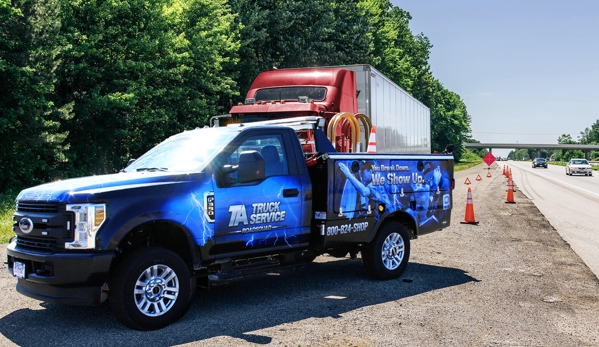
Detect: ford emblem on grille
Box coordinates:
(18, 217, 34, 234)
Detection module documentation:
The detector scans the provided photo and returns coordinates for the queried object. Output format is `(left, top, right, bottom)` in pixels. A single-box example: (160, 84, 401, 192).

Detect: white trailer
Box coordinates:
(337, 65, 431, 154)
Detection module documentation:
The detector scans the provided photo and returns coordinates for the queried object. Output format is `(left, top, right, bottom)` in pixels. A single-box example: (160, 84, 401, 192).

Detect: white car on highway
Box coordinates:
(566, 158, 593, 176)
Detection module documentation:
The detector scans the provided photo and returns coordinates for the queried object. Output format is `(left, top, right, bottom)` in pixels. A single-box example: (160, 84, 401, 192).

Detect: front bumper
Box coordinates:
(570, 168, 592, 174)
(6, 240, 113, 305)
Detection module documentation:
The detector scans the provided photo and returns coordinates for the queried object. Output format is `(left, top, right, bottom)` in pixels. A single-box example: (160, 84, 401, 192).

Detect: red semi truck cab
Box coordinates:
(228, 67, 360, 153)
(229, 67, 358, 121)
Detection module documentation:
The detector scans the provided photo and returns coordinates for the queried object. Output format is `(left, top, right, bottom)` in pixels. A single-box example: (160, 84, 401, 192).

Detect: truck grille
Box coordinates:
(15, 201, 71, 252)
(17, 202, 64, 213)
(16, 235, 60, 252)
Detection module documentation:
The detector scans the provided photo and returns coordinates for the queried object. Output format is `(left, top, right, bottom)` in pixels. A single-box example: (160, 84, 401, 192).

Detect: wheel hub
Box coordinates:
(144, 278, 167, 302)
(134, 264, 180, 317)
(381, 232, 404, 270)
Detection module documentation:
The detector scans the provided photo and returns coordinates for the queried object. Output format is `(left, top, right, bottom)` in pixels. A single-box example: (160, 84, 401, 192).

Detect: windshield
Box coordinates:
(571, 159, 589, 165)
(123, 128, 237, 173)
(255, 87, 326, 101)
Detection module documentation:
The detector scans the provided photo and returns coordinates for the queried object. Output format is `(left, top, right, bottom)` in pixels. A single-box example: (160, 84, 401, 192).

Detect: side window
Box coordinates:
(257, 136, 288, 178)
(220, 134, 289, 186)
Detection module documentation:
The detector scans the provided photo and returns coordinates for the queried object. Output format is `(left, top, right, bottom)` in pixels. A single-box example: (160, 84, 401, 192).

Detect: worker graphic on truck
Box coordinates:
(337, 160, 392, 221)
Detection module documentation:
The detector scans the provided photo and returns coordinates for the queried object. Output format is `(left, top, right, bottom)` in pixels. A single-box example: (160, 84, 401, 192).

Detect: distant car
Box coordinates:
(566, 158, 593, 176)
(532, 158, 547, 168)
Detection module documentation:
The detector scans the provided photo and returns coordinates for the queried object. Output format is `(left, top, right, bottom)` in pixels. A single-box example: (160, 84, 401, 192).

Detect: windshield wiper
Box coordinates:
(135, 167, 169, 172)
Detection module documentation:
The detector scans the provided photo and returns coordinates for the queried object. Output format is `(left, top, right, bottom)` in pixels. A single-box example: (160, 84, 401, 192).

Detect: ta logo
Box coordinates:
(228, 205, 248, 227)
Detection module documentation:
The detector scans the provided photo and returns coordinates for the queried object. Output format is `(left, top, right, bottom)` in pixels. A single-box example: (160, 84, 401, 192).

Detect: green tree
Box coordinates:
(418, 76, 470, 161)
(512, 149, 529, 161)
(55, 0, 238, 176)
(0, 0, 70, 191)
(553, 134, 583, 161)
(580, 119, 599, 144)
(463, 139, 488, 158)
(358, 0, 431, 94)
(1, 0, 475, 190)
(229, 0, 371, 97)
(164, 0, 239, 127)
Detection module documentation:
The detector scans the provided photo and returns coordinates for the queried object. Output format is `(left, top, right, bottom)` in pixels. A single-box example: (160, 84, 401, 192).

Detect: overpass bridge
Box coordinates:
(463, 143, 599, 160)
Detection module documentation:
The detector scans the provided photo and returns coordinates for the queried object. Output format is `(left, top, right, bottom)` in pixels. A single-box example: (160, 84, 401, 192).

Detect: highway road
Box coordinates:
(501, 160, 599, 279)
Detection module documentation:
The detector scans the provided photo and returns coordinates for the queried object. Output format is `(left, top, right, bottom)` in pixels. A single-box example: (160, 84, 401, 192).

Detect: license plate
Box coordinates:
(13, 261, 25, 279)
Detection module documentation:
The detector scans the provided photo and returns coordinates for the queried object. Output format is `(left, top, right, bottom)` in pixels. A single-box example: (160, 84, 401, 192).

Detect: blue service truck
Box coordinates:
(7, 117, 454, 330)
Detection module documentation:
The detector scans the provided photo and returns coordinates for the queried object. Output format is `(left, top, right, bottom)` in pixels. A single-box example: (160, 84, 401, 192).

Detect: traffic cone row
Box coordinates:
(461, 163, 519, 226)
(503, 165, 510, 178)
(459, 158, 528, 226)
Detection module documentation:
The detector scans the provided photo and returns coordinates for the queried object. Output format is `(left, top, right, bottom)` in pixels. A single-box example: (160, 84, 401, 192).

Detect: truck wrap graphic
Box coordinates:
(335, 158, 452, 233)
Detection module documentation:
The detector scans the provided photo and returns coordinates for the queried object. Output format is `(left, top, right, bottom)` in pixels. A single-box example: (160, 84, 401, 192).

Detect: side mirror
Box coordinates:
(237, 150, 265, 183)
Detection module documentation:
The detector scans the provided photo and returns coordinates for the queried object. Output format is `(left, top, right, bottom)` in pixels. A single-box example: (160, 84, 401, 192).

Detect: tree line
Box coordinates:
(0, 0, 472, 193)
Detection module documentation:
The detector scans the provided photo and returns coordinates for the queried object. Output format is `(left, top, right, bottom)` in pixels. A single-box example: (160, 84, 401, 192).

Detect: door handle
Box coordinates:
(283, 188, 299, 197)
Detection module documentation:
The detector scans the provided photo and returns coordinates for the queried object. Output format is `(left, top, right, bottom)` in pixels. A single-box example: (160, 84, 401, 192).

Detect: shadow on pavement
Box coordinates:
(0, 258, 478, 346)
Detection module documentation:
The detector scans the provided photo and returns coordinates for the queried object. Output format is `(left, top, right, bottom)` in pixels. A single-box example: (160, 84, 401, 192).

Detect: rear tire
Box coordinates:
(109, 247, 196, 331)
(362, 221, 410, 280)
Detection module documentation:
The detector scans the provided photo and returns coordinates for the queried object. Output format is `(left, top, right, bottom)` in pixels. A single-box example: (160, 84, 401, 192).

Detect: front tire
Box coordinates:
(362, 221, 410, 280)
(109, 247, 197, 331)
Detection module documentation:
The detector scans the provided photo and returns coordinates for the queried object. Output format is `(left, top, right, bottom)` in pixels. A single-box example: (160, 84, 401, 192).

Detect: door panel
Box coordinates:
(211, 133, 310, 256)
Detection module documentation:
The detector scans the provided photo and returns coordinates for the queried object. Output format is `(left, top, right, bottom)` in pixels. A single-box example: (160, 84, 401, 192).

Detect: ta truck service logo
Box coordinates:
(228, 201, 287, 233)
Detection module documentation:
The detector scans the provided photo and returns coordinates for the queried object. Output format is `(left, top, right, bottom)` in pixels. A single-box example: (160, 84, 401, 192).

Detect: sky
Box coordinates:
(391, 0, 599, 157)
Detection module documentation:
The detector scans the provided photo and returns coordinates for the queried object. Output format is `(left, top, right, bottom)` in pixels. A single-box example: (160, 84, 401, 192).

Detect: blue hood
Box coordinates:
(16, 172, 192, 204)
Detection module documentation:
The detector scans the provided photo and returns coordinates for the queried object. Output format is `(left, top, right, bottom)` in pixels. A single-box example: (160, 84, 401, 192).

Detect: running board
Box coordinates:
(208, 259, 308, 282)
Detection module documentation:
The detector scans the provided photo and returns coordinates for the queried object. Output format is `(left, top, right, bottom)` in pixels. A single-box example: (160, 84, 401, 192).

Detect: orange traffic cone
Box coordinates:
(461, 187, 479, 224)
(505, 178, 515, 203)
(509, 173, 516, 192)
(366, 126, 377, 153)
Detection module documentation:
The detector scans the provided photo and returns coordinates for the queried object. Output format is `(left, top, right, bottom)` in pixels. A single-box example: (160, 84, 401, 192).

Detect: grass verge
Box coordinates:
(0, 192, 16, 244)
(455, 151, 483, 172)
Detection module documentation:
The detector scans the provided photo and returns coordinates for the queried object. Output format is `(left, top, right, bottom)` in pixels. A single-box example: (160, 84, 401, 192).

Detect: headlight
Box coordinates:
(65, 203, 107, 249)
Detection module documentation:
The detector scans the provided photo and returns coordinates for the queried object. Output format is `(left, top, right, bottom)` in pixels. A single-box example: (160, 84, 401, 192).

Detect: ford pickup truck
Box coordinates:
(7, 117, 454, 330)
